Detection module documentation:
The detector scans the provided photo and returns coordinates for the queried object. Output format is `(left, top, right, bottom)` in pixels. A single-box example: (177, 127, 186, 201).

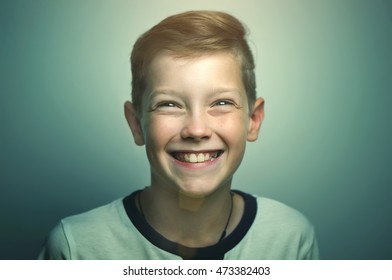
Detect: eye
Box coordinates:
(213, 99, 235, 106)
(157, 102, 177, 108)
(209, 98, 241, 115)
(149, 101, 183, 113)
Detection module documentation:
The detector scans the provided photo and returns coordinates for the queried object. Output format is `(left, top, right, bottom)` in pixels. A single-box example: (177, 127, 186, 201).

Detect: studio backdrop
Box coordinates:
(1, 0, 391, 259)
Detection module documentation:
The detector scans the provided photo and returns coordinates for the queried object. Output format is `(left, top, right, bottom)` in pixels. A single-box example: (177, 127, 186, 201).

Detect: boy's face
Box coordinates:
(125, 52, 264, 197)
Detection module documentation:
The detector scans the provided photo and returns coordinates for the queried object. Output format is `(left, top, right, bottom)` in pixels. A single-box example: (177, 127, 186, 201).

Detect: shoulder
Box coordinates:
(237, 191, 312, 232)
(38, 198, 126, 259)
(255, 196, 313, 231)
(231, 193, 320, 259)
(62, 198, 125, 228)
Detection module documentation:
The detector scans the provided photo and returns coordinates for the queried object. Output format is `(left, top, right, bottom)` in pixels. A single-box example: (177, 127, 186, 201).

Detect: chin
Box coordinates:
(176, 179, 231, 199)
(178, 188, 213, 199)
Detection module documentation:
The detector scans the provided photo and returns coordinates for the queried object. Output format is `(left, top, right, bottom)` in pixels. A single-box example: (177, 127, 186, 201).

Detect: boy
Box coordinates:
(39, 11, 319, 260)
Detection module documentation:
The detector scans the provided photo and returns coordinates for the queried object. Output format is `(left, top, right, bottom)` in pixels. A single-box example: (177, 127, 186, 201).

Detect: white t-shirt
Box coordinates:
(38, 190, 319, 259)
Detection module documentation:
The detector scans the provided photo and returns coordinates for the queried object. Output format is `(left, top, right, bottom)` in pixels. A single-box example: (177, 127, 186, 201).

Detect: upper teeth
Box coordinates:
(175, 152, 219, 163)
(185, 153, 209, 163)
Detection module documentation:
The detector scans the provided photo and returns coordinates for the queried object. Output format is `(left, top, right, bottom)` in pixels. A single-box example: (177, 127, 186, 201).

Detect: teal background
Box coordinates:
(1, 0, 391, 259)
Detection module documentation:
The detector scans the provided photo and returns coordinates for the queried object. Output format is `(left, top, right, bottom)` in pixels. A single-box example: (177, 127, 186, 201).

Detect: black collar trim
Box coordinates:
(123, 190, 257, 260)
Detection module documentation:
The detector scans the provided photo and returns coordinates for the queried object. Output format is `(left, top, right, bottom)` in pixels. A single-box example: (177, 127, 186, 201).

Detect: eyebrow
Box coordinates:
(150, 87, 242, 97)
(211, 87, 243, 95)
(149, 89, 179, 96)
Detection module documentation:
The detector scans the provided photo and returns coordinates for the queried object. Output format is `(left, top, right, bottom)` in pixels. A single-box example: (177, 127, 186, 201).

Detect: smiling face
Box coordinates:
(125, 52, 264, 197)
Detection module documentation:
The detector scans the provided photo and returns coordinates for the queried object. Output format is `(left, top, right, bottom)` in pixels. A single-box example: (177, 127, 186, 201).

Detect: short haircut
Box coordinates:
(130, 10, 256, 116)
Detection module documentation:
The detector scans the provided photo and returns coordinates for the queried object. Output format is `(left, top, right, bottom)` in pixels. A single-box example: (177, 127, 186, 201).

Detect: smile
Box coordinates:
(171, 150, 224, 163)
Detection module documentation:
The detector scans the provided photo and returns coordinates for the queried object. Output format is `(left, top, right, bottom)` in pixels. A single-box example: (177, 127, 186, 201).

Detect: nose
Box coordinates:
(180, 111, 212, 141)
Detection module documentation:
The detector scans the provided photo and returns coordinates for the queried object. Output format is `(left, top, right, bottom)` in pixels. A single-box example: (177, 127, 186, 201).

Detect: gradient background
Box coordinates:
(1, 0, 391, 259)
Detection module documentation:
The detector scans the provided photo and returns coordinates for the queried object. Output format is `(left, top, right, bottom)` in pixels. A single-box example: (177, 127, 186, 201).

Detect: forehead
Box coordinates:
(146, 52, 244, 91)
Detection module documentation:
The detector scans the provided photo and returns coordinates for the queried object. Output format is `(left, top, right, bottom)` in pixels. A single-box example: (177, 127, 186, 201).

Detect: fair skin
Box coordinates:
(124, 52, 264, 248)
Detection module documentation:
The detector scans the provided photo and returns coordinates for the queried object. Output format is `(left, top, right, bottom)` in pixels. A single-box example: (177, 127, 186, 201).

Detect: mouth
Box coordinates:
(170, 150, 224, 163)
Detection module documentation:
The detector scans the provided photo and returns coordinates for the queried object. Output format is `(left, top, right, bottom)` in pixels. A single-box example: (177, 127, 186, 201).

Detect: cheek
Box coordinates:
(216, 114, 249, 140)
(144, 117, 179, 147)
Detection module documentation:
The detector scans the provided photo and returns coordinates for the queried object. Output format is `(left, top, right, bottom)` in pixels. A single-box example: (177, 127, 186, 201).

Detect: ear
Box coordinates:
(124, 101, 145, 146)
(247, 97, 265, 142)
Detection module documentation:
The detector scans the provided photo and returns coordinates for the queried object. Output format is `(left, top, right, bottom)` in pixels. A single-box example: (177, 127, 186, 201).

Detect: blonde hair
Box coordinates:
(130, 10, 256, 116)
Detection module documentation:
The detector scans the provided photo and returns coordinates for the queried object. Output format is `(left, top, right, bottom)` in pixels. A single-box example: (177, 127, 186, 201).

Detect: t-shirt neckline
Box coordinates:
(123, 189, 257, 260)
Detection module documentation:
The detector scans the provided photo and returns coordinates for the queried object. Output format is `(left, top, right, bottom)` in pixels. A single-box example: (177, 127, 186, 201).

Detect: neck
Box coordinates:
(138, 185, 237, 247)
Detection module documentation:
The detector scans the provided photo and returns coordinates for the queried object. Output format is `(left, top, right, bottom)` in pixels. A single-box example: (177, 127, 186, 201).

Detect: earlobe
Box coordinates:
(247, 97, 265, 142)
(124, 101, 145, 146)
